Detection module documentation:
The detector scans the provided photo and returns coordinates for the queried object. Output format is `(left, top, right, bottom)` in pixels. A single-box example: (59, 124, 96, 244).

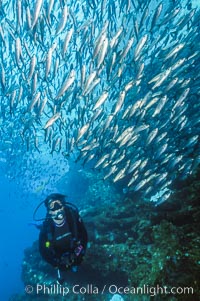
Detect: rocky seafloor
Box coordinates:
(10, 167, 200, 301)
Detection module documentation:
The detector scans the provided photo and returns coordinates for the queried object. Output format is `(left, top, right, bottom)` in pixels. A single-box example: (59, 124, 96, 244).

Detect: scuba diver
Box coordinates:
(34, 193, 88, 284)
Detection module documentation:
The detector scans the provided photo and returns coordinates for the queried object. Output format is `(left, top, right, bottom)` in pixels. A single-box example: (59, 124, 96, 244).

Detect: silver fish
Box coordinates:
(94, 154, 109, 169)
(56, 6, 68, 35)
(134, 179, 147, 191)
(119, 37, 134, 63)
(152, 95, 168, 117)
(45, 43, 57, 79)
(26, 7, 32, 29)
(128, 159, 141, 174)
(84, 78, 101, 96)
(172, 88, 190, 111)
(127, 171, 139, 187)
(28, 55, 37, 81)
(44, 113, 60, 129)
(55, 70, 76, 99)
(97, 37, 109, 68)
(62, 28, 74, 56)
(93, 91, 109, 110)
(28, 92, 41, 112)
(110, 27, 123, 48)
(134, 34, 148, 60)
(15, 37, 22, 66)
(113, 167, 126, 182)
(150, 2, 163, 32)
(47, 0, 55, 23)
(113, 91, 126, 115)
(31, 0, 43, 29)
(76, 124, 90, 143)
(104, 165, 117, 180)
(151, 68, 172, 90)
(164, 43, 185, 61)
(93, 32, 107, 60)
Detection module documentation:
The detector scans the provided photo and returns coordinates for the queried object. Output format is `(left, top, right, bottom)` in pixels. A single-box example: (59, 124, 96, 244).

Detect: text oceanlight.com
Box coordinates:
(25, 284, 194, 296)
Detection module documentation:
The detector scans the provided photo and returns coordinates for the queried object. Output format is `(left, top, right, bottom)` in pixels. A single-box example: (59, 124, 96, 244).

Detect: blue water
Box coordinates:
(0, 158, 88, 300)
(0, 169, 38, 300)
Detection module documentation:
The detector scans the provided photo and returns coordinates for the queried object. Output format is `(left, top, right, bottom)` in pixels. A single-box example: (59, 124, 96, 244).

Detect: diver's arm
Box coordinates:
(77, 215, 88, 250)
(39, 230, 59, 267)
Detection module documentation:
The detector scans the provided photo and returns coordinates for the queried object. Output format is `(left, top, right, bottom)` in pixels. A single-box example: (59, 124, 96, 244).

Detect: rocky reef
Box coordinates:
(10, 168, 200, 301)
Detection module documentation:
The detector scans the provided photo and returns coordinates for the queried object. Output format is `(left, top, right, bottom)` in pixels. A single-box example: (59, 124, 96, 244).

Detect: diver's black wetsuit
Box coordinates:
(39, 205, 88, 270)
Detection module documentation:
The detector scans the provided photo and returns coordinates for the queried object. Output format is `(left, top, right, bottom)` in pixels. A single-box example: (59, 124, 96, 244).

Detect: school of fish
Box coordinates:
(0, 0, 199, 203)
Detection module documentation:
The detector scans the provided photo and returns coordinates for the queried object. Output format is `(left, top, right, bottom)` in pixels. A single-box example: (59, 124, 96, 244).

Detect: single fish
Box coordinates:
(55, 70, 76, 99)
(31, 0, 43, 29)
(44, 113, 60, 129)
(56, 6, 68, 34)
(93, 91, 109, 110)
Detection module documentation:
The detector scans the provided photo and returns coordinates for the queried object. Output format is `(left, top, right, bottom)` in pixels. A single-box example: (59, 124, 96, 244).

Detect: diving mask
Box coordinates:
(48, 200, 65, 220)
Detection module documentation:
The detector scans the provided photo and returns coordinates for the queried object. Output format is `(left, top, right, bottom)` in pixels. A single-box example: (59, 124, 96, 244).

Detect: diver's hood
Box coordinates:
(44, 193, 66, 208)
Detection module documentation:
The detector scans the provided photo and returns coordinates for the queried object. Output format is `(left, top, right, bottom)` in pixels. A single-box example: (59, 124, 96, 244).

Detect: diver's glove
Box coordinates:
(74, 245, 84, 256)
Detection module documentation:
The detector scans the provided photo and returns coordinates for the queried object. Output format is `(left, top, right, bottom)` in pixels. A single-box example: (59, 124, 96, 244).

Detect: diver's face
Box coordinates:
(48, 200, 65, 220)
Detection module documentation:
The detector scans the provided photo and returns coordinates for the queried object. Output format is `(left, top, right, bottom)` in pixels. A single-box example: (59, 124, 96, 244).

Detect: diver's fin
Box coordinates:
(57, 269, 64, 285)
